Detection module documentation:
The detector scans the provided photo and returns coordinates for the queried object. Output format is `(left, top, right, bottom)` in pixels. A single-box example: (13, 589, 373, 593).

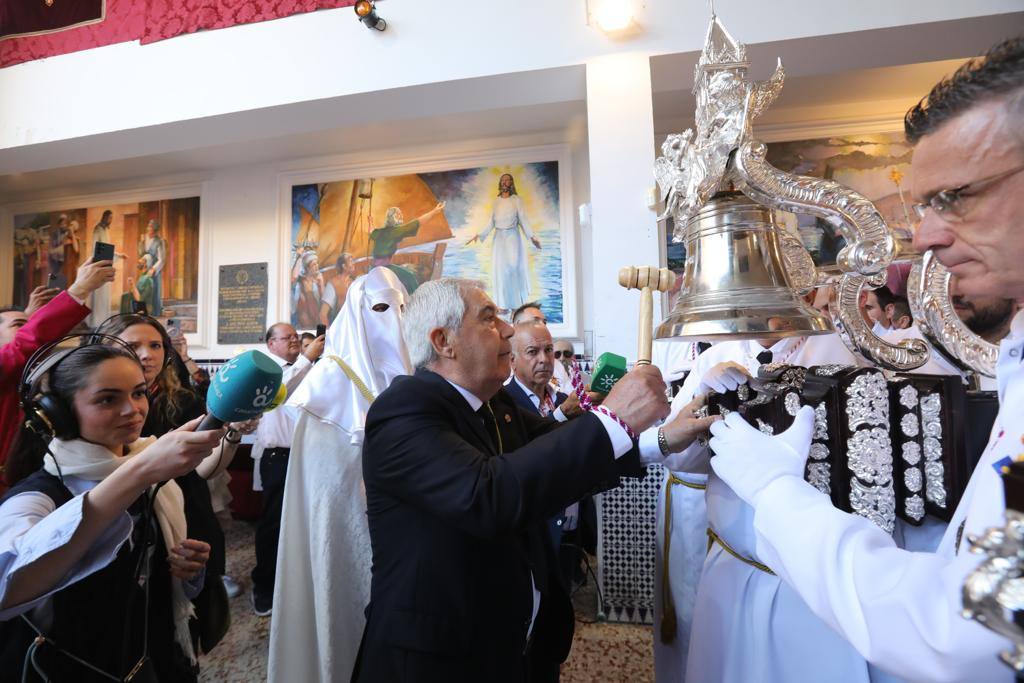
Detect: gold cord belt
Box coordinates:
(660, 472, 707, 643)
(327, 355, 376, 404)
(706, 527, 775, 575)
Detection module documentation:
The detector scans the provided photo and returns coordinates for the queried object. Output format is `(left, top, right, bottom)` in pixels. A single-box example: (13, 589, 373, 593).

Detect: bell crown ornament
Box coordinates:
(654, 9, 930, 371)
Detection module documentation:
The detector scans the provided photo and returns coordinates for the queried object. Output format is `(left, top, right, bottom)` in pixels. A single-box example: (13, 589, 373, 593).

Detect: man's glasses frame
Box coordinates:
(912, 163, 1024, 222)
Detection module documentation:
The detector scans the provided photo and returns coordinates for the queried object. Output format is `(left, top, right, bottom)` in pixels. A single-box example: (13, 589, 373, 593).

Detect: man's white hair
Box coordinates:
(403, 277, 485, 369)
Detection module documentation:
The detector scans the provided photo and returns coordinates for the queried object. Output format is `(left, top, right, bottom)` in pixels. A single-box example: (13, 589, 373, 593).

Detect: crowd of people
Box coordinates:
(0, 34, 1021, 683)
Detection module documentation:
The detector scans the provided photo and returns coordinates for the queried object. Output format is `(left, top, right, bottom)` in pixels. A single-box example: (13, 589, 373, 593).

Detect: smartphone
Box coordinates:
(131, 299, 149, 315)
(316, 324, 326, 338)
(166, 318, 181, 339)
(47, 272, 58, 284)
(92, 241, 115, 263)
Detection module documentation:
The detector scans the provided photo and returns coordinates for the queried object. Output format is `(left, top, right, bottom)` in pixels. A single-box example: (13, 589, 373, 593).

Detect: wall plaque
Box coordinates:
(218, 262, 268, 344)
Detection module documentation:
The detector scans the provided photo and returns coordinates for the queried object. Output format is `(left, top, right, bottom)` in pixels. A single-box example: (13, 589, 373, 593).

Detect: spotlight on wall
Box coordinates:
(354, 0, 386, 31)
(586, 0, 641, 36)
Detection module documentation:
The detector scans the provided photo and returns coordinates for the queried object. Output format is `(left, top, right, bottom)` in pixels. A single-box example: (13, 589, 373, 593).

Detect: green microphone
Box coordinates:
(589, 352, 628, 394)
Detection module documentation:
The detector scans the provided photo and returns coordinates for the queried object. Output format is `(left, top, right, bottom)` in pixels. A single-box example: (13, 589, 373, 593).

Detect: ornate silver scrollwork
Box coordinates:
(849, 477, 897, 535)
(963, 510, 1024, 672)
(902, 441, 922, 466)
(784, 392, 801, 416)
(806, 402, 832, 496)
(846, 373, 890, 430)
(920, 392, 947, 508)
(899, 384, 920, 410)
(905, 495, 925, 522)
(901, 413, 920, 438)
(904, 468, 923, 493)
(732, 141, 929, 371)
(813, 402, 828, 440)
(807, 462, 832, 496)
(847, 428, 894, 485)
(654, 10, 929, 371)
(908, 250, 999, 378)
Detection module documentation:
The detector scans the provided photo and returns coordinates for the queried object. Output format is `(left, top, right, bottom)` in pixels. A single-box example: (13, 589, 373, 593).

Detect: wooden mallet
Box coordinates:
(618, 266, 677, 365)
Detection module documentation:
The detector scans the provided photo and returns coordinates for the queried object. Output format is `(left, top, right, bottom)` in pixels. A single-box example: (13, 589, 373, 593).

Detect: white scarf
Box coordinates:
(44, 436, 197, 663)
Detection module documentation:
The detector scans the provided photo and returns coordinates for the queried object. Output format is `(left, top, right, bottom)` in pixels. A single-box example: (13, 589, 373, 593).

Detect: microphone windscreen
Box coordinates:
(590, 352, 627, 393)
(206, 351, 285, 424)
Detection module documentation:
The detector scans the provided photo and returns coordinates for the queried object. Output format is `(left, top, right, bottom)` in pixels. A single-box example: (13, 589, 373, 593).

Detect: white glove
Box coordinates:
(708, 405, 815, 506)
(698, 361, 751, 394)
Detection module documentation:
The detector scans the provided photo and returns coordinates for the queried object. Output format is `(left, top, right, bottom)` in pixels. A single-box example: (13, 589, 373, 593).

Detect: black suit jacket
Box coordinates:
(353, 369, 642, 683)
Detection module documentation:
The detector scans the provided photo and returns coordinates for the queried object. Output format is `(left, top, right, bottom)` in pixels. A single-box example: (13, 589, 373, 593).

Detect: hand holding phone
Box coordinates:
(92, 241, 115, 264)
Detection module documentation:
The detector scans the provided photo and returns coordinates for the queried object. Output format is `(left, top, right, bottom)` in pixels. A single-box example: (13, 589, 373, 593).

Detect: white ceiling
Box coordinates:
(1, 11, 1021, 203)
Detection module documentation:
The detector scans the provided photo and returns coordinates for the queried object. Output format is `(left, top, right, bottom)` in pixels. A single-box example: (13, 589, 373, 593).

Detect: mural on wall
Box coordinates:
(664, 130, 917, 276)
(767, 131, 917, 264)
(12, 197, 201, 331)
(290, 161, 564, 329)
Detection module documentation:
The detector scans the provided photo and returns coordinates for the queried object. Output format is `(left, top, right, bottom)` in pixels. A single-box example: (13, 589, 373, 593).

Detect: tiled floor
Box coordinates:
(199, 518, 653, 682)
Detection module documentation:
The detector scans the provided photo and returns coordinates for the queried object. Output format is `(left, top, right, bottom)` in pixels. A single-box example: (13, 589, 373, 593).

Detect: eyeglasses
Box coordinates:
(553, 350, 573, 359)
(912, 163, 1024, 222)
(270, 334, 299, 342)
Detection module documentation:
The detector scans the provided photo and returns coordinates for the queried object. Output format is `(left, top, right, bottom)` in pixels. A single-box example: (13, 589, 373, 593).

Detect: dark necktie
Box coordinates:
(756, 350, 774, 365)
(476, 402, 502, 453)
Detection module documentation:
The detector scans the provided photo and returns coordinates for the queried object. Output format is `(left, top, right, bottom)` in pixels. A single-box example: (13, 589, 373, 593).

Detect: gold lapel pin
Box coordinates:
(504, 413, 512, 423)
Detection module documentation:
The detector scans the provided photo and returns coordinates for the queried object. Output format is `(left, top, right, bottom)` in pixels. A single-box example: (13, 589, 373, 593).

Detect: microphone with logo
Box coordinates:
(197, 350, 285, 431)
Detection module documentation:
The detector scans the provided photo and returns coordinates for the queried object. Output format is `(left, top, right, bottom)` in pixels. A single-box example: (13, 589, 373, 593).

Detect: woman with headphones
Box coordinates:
(0, 338, 225, 681)
(94, 314, 252, 655)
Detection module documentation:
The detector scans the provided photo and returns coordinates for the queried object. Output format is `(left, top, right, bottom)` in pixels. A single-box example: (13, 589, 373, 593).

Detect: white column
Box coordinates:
(585, 52, 660, 363)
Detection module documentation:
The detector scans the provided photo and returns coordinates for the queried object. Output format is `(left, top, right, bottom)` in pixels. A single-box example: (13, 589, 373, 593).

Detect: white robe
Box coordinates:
(268, 407, 371, 683)
(268, 268, 411, 683)
(479, 195, 535, 311)
(663, 334, 872, 682)
(741, 312, 1024, 682)
(646, 338, 703, 681)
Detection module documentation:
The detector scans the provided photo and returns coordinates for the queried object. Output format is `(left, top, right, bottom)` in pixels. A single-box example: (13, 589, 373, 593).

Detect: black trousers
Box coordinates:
(251, 448, 289, 600)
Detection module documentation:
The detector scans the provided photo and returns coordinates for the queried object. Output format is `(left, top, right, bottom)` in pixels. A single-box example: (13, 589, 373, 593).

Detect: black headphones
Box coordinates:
(19, 333, 145, 441)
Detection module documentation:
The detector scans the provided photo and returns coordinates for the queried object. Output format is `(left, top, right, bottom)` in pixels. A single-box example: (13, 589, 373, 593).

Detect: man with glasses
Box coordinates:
(250, 322, 324, 615)
(551, 338, 575, 390)
(704, 37, 1024, 681)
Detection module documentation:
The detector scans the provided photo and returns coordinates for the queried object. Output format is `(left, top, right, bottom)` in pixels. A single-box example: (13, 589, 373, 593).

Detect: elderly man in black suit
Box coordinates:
(355, 278, 717, 682)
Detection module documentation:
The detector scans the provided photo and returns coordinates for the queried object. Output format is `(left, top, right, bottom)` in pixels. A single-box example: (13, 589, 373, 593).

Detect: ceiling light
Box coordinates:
(588, 0, 637, 34)
(354, 0, 386, 31)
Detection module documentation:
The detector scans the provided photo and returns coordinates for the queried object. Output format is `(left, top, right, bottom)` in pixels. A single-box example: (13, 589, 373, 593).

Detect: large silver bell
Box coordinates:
(656, 191, 833, 342)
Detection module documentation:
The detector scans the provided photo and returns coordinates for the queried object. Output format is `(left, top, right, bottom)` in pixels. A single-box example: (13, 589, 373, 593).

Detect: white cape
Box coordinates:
(268, 267, 410, 683)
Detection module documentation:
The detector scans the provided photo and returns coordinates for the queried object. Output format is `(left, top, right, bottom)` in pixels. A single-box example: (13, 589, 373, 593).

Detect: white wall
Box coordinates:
(0, 0, 1019, 153)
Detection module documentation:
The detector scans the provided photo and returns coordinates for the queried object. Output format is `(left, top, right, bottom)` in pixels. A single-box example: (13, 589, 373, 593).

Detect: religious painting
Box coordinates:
(11, 197, 202, 331)
(765, 131, 917, 265)
(290, 160, 566, 329)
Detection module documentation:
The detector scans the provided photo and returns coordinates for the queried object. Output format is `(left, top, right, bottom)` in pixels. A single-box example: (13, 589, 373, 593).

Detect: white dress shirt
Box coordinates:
(251, 351, 313, 490)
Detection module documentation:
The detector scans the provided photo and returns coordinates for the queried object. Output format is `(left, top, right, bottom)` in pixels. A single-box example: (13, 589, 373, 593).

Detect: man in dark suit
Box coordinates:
(354, 279, 717, 682)
(505, 321, 595, 583)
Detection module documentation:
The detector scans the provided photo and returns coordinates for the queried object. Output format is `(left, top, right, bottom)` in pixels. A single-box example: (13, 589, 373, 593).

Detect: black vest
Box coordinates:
(0, 469, 197, 682)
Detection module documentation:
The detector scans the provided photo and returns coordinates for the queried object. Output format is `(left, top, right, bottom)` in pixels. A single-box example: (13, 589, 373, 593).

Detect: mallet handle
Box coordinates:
(637, 286, 653, 365)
